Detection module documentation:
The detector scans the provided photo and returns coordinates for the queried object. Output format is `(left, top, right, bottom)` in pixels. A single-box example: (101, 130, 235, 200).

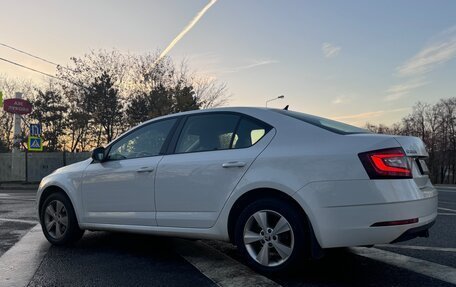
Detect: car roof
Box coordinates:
(140, 106, 273, 125)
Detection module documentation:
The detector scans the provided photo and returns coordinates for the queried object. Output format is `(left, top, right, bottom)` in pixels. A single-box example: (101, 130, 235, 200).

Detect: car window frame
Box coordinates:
(101, 116, 182, 163)
(166, 111, 273, 155)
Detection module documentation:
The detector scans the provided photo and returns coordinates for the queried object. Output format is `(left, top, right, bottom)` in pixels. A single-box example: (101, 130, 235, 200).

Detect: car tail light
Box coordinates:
(358, 148, 412, 179)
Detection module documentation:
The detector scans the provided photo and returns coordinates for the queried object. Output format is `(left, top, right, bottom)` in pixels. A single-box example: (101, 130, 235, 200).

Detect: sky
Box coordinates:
(1, 0, 456, 126)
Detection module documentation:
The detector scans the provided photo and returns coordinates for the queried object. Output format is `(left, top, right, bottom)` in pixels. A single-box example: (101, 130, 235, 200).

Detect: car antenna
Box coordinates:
(283, 105, 289, 110)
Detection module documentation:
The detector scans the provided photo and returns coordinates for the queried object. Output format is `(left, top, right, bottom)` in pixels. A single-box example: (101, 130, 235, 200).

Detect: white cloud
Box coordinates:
(397, 41, 456, 77)
(331, 108, 410, 125)
(331, 94, 354, 104)
(187, 55, 278, 76)
(385, 79, 428, 101)
(322, 42, 341, 59)
(220, 59, 279, 73)
(385, 26, 456, 101)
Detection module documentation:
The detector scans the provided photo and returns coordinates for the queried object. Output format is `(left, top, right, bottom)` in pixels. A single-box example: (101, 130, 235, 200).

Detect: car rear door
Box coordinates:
(155, 112, 275, 228)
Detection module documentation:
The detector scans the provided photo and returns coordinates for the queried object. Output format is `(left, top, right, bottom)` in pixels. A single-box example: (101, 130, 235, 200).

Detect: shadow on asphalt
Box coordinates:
(28, 231, 214, 287)
(24, 231, 456, 287)
(204, 240, 455, 287)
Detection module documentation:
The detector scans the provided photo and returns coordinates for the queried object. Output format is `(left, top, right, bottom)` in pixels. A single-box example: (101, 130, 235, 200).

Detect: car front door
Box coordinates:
(81, 118, 178, 226)
(155, 113, 275, 228)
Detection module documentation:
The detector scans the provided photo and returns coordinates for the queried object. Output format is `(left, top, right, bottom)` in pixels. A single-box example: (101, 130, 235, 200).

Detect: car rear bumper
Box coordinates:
(293, 179, 438, 248)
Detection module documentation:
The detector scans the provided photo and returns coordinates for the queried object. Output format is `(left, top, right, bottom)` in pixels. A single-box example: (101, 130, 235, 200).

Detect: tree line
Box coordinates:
(0, 50, 229, 152)
(366, 98, 456, 184)
(1, 50, 453, 184)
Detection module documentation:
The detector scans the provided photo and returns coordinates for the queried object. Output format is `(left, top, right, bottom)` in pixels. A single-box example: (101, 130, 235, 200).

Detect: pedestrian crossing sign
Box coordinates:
(28, 136, 43, 151)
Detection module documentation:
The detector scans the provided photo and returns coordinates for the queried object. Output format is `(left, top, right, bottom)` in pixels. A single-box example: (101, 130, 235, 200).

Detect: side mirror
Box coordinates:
(91, 147, 106, 162)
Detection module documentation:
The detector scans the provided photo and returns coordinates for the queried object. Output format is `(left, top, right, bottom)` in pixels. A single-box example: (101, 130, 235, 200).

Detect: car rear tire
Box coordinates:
(234, 198, 308, 273)
(40, 192, 84, 245)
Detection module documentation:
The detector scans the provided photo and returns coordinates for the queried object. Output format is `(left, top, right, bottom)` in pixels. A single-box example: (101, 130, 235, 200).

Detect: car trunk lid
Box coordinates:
(393, 136, 428, 157)
(393, 136, 431, 188)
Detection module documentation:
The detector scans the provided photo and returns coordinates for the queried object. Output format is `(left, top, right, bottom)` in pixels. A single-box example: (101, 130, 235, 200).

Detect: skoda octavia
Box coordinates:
(37, 107, 437, 272)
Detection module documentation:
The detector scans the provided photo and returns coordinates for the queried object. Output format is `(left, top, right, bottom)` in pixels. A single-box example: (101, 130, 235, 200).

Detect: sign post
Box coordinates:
(3, 92, 34, 180)
(10, 92, 23, 181)
(12, 92, 23, 153)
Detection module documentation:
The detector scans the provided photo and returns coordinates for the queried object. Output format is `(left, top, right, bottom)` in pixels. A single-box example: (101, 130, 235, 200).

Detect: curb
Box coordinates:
(0, 185, 39, 191)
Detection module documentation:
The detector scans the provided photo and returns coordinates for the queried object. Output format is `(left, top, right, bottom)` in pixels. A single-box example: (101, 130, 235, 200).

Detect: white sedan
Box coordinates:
(37, 107, 437, 272)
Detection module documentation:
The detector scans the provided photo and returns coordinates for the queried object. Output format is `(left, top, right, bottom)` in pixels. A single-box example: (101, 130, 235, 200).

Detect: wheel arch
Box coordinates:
(227, 187, 323, 258)
(38, 185, 79, 222)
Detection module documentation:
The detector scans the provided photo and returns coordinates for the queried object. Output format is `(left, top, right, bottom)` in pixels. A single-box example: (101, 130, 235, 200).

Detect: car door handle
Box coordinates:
(136, 167, 154, 173)
(222, 161, 246, 168)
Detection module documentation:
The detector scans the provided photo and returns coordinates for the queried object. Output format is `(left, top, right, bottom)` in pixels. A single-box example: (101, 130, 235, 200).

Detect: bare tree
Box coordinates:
(57, 50, 129, 149)
(192, 75, 230, 109)
(364, 98, 456, 184)
(0, 50, 230, 151)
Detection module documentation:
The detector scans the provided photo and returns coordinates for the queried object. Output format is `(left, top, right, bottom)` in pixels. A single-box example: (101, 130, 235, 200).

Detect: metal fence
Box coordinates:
(0, 152, 90, 183)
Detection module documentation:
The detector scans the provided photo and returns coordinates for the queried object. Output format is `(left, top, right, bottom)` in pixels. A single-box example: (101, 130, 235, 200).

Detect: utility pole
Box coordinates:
(12, 92, 22, 153)
(11, 92, 23, 180)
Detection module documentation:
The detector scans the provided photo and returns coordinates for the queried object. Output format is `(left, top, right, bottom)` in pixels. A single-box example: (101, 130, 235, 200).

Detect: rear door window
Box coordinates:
(175, 114, 240, 153)
(232, 118, 269, 149)
(174, 113, 272, 153)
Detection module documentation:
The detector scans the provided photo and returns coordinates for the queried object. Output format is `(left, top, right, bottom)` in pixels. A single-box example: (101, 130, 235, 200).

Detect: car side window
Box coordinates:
(175, 114, 240, 153)
(232, 118, 269, 149)
(107, 118, 177, 160)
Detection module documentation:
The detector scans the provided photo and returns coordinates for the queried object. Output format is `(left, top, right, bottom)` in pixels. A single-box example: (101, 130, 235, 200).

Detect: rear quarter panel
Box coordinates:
(214, 110, 418, 240)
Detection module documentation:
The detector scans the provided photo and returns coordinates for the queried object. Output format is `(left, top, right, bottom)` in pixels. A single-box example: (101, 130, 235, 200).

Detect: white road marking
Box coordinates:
(351, 247, 456, 285)
(174, 239, 279, 287)
(438, 207, 456, 213)
(0, 193, 36, 196)
(0, 224, 50, 287)
(377, 244, 456, 252)
(438, 213, 456, 216)
(0, 194, 36, 201)
(0, 217, 38, 224)
(0, 198, 35, 202)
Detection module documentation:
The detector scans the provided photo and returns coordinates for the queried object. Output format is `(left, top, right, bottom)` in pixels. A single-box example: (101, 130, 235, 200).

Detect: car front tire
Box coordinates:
(40, 192, 84, 245)
(234, 198, 308, 273)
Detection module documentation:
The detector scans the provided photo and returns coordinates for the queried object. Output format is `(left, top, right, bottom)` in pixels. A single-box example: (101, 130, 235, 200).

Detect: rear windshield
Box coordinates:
(274, 110, 369, 135)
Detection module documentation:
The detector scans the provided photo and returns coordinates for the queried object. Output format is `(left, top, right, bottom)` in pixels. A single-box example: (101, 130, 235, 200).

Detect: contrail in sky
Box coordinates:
(153, 0, 217, 66)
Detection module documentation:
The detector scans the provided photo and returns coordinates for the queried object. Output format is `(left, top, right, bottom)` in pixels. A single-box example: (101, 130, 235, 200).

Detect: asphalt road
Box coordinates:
(0, 191, 37, 257)
(0, 186, 455, 287)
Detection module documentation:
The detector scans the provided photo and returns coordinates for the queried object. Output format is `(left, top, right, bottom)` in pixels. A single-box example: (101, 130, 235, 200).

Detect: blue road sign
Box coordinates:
(28, 136, 43, 151)
(30, 124, 42, 136)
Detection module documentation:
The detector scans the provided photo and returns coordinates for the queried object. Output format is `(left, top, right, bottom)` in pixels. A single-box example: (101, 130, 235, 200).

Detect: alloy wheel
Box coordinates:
(243, 209, 294, 267)
(43, 200, 68, 239)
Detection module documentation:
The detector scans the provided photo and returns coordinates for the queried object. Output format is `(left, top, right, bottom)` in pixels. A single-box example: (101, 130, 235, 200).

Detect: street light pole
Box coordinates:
(265, 95, 285, 107)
